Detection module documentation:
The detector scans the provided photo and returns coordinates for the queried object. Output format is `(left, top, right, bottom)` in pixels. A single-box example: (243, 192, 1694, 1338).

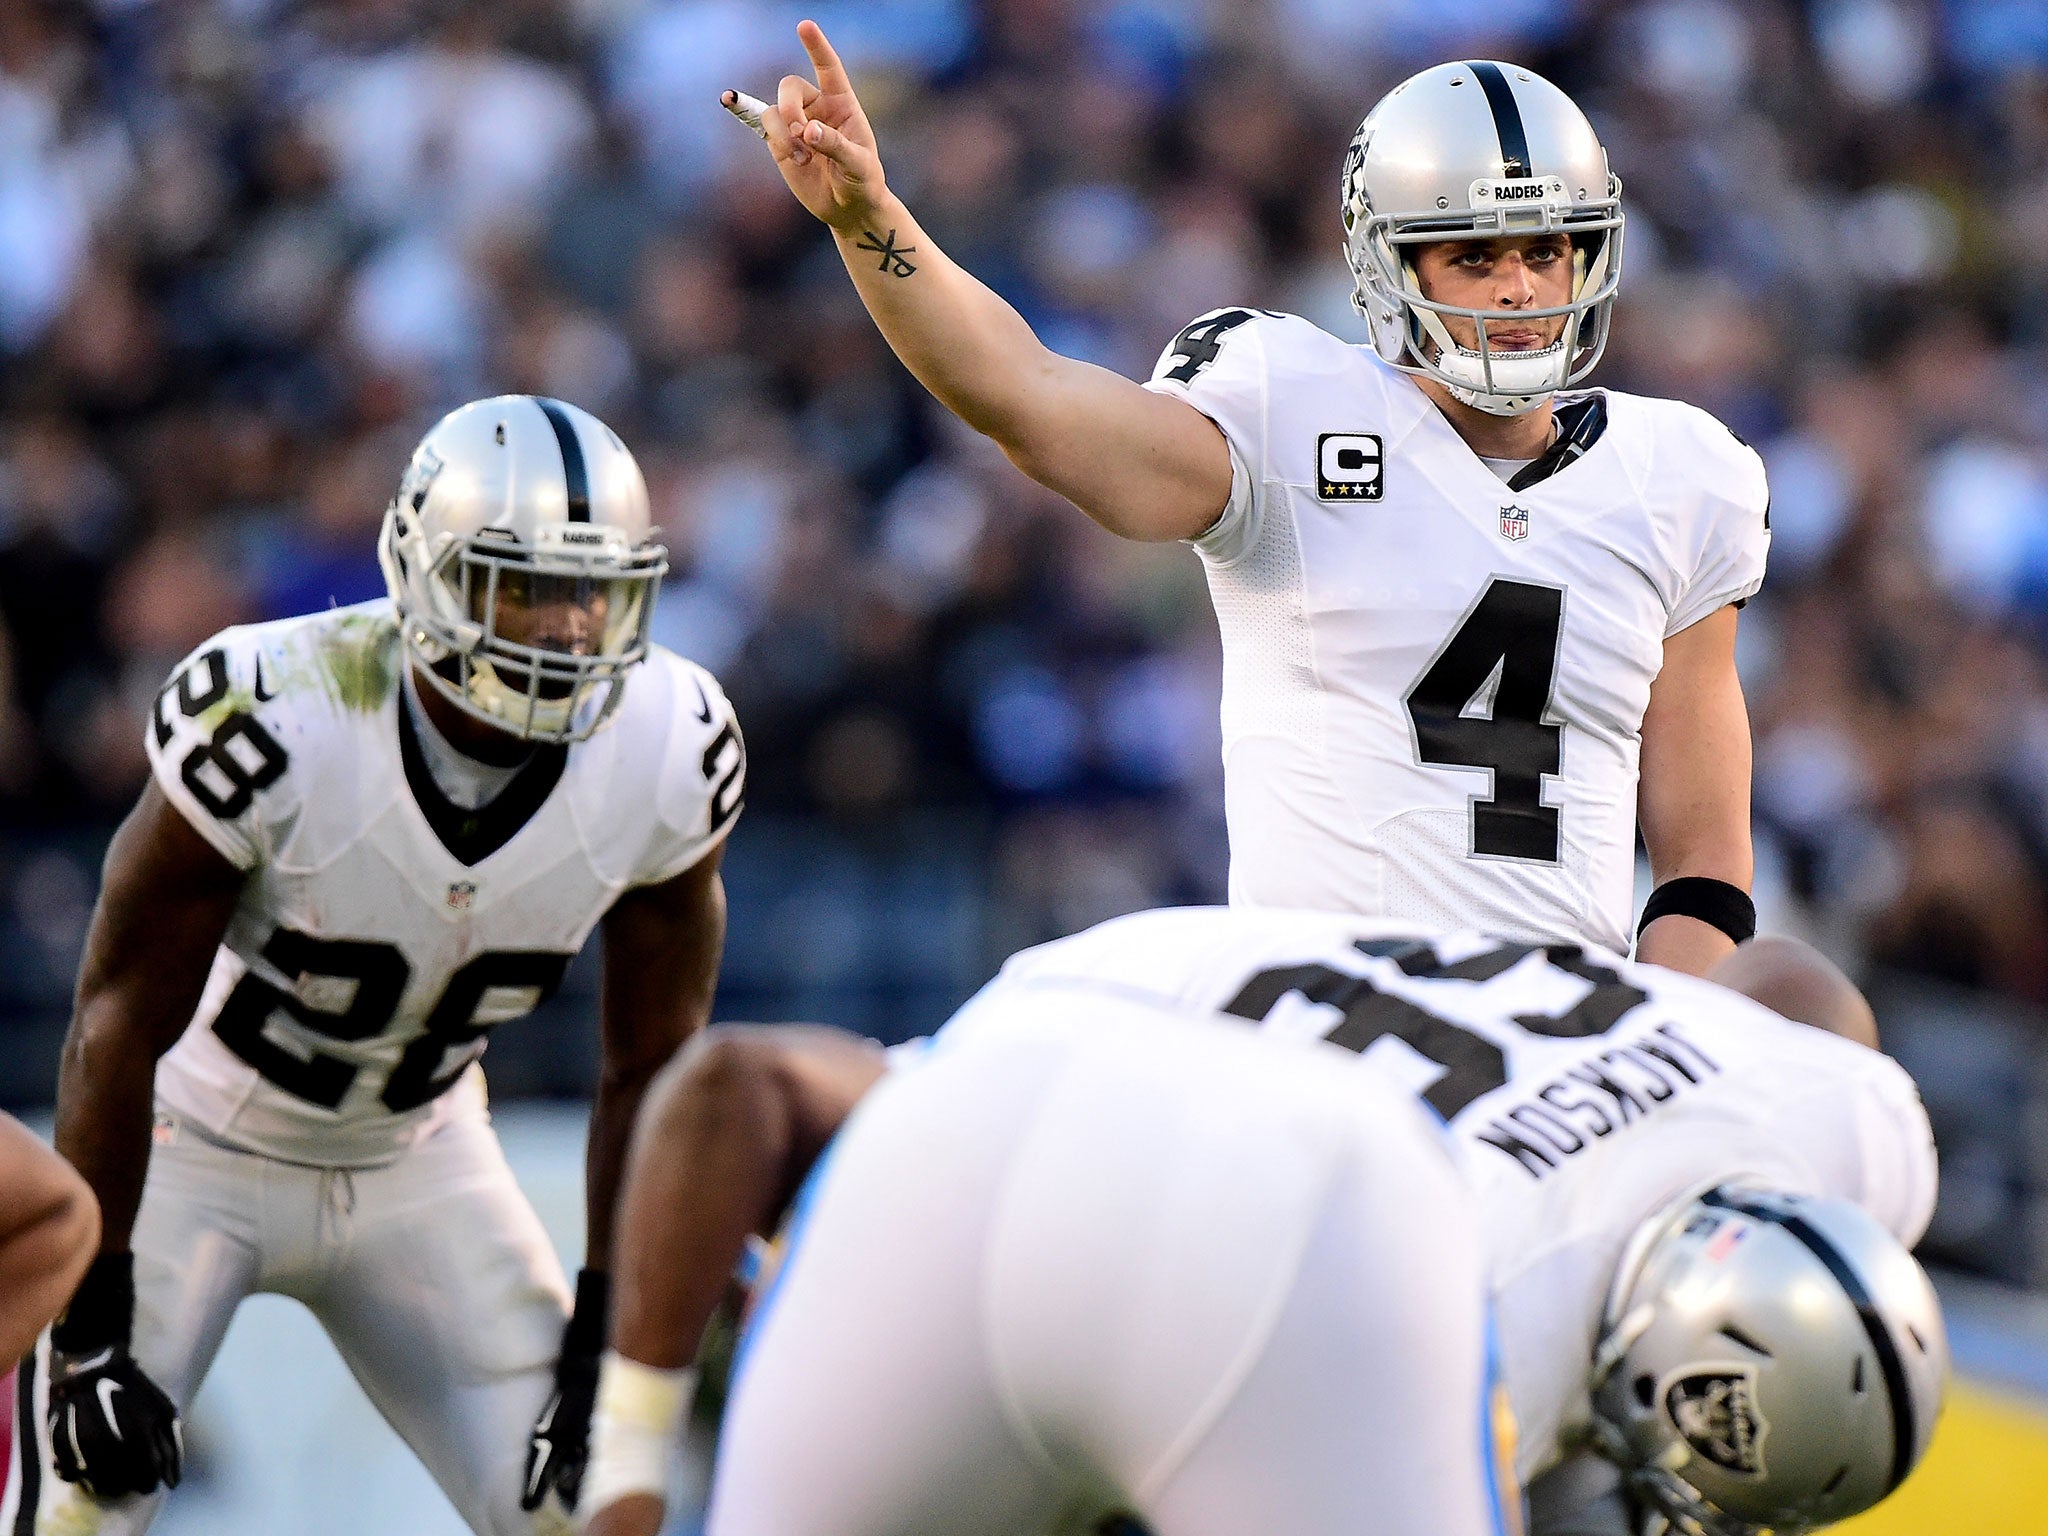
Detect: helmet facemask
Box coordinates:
(1341, 122, 1626, 417)
(1585, 1184, 1947, 1536)
(380, 500, 667, 744)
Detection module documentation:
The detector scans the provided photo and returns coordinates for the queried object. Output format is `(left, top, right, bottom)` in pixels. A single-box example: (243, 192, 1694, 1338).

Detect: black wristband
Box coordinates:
(1638, 877, 1756, 945)
(52, 1252, 134, 1354)
(562, 1268, 610, 1360)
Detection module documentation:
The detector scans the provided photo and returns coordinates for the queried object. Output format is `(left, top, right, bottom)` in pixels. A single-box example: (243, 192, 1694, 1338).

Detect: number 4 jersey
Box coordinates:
(142, 600, 745, 1166)
(1145, 310, 1770, 953)
(974, 906, 1935, 1486)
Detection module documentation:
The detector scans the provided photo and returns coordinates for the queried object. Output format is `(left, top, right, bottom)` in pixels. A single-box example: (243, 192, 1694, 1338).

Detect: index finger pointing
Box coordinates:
(797, 19, 853, 95)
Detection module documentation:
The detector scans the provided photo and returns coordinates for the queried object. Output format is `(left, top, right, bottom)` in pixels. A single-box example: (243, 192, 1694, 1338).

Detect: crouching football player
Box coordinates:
(589, 916, 1944, 1536)
(585, 1002, 1515, 1536)
(8, 397, 745, 1536)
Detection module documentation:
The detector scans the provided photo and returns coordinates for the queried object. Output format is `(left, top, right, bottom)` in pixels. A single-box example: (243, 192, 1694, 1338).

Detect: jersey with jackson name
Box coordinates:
(142, 600, 745, 1166)
(1145, 310, 1770, 952)
(973, 906, 1934, 1485)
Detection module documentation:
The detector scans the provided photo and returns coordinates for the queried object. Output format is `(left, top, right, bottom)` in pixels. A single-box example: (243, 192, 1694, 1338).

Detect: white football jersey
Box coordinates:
(142, 600, 745, 1166)
(974, 906, 1935, 1484)
(1145, 311, 1771, 952)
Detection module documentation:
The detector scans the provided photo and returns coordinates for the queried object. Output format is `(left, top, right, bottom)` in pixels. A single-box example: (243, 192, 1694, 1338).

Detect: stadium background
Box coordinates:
(0, 0, 2045, 1528)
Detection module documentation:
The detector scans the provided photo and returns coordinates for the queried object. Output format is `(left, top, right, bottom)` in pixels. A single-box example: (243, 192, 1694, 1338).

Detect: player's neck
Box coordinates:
(408, 664, 536, 767)
(1414, 377, 1557, 461)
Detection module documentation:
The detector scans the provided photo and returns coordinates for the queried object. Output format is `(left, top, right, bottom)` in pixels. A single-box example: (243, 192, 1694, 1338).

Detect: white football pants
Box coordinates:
(2, 1104, 570, 1536)
(706, 990, 1520, 1536)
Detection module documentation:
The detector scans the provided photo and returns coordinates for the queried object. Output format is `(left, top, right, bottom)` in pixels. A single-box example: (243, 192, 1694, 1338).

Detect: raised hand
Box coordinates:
(722, 20, 886, 233)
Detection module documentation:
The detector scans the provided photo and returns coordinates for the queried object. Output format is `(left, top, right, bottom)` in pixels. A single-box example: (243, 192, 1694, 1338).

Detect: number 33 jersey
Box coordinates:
(142, 600, 745, 1166)
(1145, 310, 1770, 953)
(978, 906, 1935, 1486)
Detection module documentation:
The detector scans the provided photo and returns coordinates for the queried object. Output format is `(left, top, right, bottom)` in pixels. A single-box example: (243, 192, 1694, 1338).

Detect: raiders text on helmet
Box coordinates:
(1589, 1185, 1947, 1536)
(1341, 61, 1625, 416)
(378, 396, 668, 743)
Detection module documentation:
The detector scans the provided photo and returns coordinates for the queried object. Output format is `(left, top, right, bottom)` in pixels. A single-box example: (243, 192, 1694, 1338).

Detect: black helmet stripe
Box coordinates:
(534, 397, 591, 522)
(1702, 1190, 1915, 1494)
(1468, 62, 1534, 179)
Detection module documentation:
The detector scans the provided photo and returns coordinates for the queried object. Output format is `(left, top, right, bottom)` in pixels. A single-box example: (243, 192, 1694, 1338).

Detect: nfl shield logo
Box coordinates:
(1499, 504, 1530, 541)
(446, 880, 477, 911)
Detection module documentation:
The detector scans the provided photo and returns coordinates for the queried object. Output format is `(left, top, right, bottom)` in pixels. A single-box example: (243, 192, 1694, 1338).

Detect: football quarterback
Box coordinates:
(8, 397, 745, 1536)
(734, 27, 1765, 976)
(583, 913, 1943, 1536)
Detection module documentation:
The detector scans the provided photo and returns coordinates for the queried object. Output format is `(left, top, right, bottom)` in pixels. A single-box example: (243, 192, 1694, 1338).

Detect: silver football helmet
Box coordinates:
(378, 396, 667, 743)
(1589, 1185, 1947, 1536)
(1341, 61, 1625, 416)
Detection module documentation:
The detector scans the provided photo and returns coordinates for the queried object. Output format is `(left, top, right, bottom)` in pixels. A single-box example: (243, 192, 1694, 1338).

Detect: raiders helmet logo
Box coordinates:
(1663, 1366, 1768, 1476)
(398, 446, 445, 513)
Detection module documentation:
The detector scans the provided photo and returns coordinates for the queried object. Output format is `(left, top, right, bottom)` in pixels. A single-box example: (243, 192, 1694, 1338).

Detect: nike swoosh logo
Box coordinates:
(95, 1377, 124, 1437)
(253, 656, 277, 703)
(689, 678, 712, 724)
(69, 1348, 114, 1373)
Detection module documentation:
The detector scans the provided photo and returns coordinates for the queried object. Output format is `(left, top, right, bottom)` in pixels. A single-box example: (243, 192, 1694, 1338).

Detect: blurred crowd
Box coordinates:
(4, 0, 2048, 1262)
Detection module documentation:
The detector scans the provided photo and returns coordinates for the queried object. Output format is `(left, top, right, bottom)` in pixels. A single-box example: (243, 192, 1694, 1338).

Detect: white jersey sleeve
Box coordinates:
(143, 627, 303, 871)
(632, 653, 746, 886)
(1142, 307, 1283, 565)
(1661, 407, 1771, 635)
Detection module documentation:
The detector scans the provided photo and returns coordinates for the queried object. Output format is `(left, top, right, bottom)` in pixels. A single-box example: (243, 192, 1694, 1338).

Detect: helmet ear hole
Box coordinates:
(1634, 1373, 1657, 1409)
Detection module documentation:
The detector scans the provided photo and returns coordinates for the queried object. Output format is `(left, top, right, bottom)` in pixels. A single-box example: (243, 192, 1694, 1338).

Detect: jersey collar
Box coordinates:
(1505, 394, 1609, 493)
(396, 693, 568, 867)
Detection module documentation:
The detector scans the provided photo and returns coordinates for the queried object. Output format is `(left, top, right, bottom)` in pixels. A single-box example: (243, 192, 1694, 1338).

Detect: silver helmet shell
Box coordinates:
(1590, 1185, 1947, 1536)
(1340, 60, 1625, 416)
(378, 396, 668, 743)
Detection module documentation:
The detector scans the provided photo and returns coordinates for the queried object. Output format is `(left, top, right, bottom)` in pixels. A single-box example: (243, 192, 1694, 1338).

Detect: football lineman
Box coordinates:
(970, 910, 1947, 1533)
(583, 1003, 1514, 1536)
(7, 397, 746, 1536)
(731, 27, 1765, 976)
(585, 913, 1944, 1536)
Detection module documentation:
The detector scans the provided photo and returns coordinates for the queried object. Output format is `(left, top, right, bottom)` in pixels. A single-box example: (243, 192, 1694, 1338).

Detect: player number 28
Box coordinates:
(211, 930, 574, 1112)
(152, 647, 289, 820)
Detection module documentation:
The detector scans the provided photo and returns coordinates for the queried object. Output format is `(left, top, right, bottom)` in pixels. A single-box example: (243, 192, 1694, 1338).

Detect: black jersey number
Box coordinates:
(1404, 579, 1564, 863)
(1159, 309, 1258, 384)
(1220, 939, 1648, 1119)
(154, 647, 289, 820)
(380, 951, 573, 1112)
(702, 720, 745, 836)
(211, 930, 411, 1109)
(212, 931, 572, 1111)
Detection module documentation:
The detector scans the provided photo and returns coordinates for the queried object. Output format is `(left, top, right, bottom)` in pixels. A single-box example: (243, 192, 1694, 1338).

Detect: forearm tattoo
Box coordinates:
(854, 228, 918, 277)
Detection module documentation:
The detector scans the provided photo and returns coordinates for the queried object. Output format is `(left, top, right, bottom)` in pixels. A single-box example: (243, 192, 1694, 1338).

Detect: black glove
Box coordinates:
(522, 1268, 608, 1512)
(46, 1254, 183, 1499)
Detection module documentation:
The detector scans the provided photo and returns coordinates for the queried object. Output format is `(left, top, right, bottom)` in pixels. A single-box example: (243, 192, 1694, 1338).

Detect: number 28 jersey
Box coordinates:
(1145, 311, 1770, 953)
(975, 906, 1935, 1485)
(142, 601, 745, 1167)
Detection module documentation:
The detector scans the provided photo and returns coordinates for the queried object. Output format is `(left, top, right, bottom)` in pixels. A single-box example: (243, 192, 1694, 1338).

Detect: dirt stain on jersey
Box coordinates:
(317, 612, 400, 712)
